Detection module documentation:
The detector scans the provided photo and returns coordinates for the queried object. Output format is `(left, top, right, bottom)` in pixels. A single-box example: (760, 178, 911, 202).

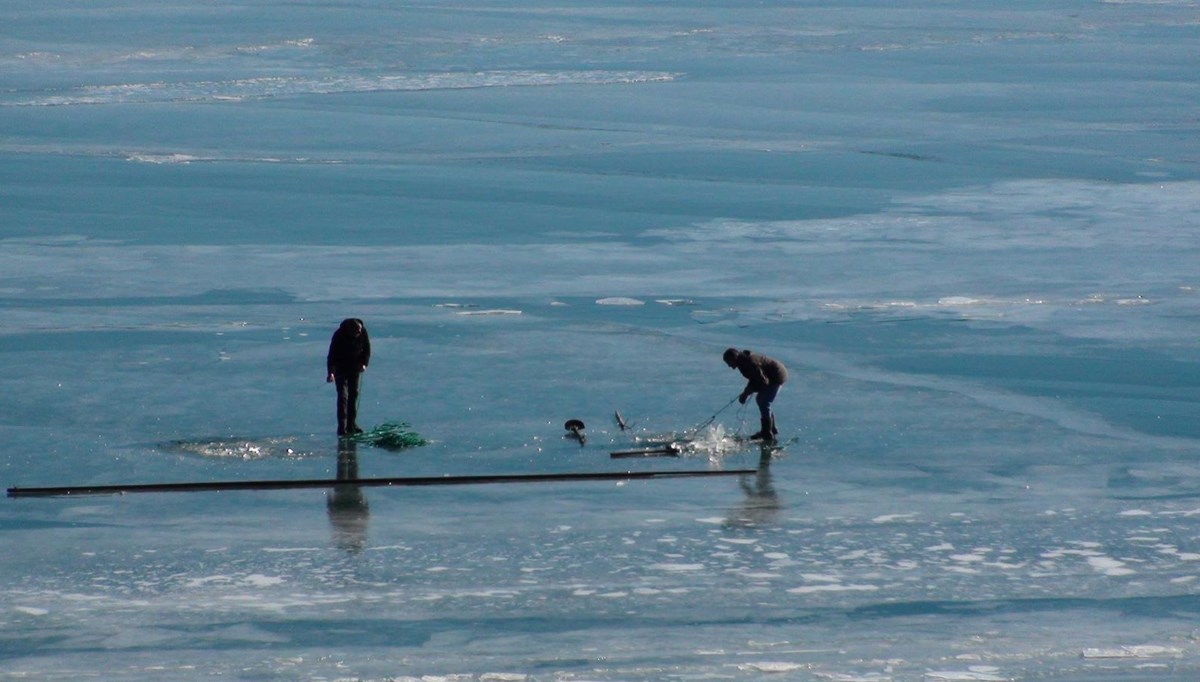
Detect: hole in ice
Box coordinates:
(163, 436, 312, 460)
(682, 424, 745, 458)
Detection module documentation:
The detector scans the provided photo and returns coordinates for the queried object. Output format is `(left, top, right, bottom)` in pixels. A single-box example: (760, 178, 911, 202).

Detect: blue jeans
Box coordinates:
(755, 384, 780, 421)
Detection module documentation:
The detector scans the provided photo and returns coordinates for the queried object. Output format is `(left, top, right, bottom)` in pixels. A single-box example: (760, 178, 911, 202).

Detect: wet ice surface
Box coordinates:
(3, 0, 1200, 680)
(8, 482, 1200, 680)
(7, 305, 1200, 682)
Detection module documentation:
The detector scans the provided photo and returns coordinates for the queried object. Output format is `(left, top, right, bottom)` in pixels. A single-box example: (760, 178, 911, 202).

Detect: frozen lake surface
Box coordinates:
(2, 1, 1199, 679)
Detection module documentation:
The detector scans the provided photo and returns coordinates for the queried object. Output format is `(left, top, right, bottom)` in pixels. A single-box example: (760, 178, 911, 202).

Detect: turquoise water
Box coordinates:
(3, 1, 1200, 679)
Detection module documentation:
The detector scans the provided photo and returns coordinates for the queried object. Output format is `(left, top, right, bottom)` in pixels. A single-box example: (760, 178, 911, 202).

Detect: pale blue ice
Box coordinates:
(2, 1, 1200, 680)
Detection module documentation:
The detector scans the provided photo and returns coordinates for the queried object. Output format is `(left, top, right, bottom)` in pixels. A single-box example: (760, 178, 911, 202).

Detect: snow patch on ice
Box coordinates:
(7, 70, 678, 107)
(787, 583, 878, 594)
(739, 661, 806, 673)
(455, 309, 522, 316)
(242, 574, 285, 587)
(812, 674, 893, 681)
(925, 668, 1005, 681)
(14, 606, 49, 616)
(873, 513, 917, 523)
(126, 153, 209, 164)
(1081, 645, 1181, 659)
(186, 575, 233, 588)
(650, 563, 705, 572)
(1086, 556, 1136, 576)
(596, 296, 645, 306)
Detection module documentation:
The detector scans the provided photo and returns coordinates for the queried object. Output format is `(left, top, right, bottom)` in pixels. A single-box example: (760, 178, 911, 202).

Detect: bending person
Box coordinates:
(722, 347, 788, 442)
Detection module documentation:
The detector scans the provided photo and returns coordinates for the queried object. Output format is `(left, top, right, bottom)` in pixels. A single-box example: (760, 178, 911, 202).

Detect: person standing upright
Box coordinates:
(326, 318, 371, 436)
(723, 347, 788, 442)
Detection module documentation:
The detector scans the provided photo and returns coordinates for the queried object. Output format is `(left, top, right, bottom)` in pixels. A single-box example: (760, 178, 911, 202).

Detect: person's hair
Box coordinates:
(340, 318, 364, 333)
(723, 348, 739, 364)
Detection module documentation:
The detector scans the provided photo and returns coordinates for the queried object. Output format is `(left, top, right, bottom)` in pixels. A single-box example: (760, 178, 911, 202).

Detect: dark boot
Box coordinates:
(770, 414, 778, 437)
(749, 415, 772, 441)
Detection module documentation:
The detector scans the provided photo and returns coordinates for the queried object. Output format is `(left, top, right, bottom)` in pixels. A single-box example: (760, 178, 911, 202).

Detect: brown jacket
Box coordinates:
(732, 350, 788, 394)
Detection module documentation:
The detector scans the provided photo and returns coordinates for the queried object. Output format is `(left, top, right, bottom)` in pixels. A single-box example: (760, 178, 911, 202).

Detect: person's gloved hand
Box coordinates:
(738, 392, 749, 405)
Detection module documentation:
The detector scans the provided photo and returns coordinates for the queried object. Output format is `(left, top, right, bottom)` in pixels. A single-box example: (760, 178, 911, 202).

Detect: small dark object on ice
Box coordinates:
(564, 419, 586, 446)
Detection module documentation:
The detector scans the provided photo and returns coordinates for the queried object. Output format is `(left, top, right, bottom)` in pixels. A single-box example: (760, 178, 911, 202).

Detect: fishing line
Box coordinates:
(732, 401, 751, 438)
(683, 396, 738, 437)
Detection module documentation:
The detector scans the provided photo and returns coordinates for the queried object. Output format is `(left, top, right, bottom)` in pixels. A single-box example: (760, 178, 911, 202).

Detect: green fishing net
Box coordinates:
(352, 421, 428, 450)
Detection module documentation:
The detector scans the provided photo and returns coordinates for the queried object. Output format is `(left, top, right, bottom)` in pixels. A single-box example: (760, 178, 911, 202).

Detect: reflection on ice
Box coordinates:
(725, 450, 781, 528)
(327, 439, 369, 554)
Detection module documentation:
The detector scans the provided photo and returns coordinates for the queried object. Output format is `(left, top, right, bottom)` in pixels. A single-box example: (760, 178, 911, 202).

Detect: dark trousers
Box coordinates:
(755, 384, 780, 421)
(755, 384, 781, 438)
(334, 372, 362, 435)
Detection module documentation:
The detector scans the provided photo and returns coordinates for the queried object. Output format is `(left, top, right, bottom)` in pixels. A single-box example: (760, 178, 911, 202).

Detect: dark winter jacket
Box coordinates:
(732, 350, 788, 394)
(326, 319, 371, 376)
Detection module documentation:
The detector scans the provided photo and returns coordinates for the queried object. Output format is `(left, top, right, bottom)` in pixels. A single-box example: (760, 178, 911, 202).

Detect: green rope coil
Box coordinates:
(352, 422, 428, 450)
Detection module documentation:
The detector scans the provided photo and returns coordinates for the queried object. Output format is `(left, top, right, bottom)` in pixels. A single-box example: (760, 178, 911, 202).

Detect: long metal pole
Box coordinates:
(7, 468, 756, 499)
